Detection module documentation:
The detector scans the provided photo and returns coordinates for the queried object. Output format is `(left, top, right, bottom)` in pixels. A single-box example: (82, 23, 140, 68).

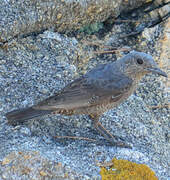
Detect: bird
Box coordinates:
(5, 51, 167, 148)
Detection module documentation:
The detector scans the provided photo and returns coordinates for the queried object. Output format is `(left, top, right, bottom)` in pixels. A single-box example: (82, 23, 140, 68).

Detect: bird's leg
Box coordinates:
(89, 115, 131, 148)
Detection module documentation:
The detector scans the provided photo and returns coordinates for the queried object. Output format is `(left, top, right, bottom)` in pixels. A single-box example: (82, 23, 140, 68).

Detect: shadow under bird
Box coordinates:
(6, 51, 167, 148)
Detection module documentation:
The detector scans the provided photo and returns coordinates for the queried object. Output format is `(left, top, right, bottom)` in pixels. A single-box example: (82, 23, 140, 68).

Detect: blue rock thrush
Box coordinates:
(6, 51, 167, 148)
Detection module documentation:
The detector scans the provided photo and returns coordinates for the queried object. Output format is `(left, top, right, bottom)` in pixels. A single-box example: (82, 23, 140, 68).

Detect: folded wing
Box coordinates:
(33, 66, 132, 111)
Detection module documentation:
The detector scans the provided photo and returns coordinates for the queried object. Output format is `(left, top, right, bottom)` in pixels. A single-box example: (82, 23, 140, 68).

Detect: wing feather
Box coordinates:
(34, 64, 132, 110)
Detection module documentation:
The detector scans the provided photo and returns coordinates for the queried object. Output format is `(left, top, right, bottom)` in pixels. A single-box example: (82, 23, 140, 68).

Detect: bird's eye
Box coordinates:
(137, 58, 143, 65)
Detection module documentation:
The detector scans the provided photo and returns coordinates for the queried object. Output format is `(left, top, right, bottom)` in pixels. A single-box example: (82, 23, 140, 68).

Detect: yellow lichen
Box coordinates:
(100, 158, 158, 180)
(2, 157, 11, 165)
(39, 170, 47, 176)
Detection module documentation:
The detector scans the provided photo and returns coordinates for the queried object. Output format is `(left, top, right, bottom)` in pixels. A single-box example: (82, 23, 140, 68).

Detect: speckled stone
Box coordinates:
(0, 3, 169, 179)
(0, 0, 148, 42)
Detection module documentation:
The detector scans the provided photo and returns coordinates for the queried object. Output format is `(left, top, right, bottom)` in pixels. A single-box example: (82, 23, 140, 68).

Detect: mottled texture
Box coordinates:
(0, 151, 85, 180)
(100, 158, 158, 180)
(0, 0, 148, 42)
(0, 1, 169, 179)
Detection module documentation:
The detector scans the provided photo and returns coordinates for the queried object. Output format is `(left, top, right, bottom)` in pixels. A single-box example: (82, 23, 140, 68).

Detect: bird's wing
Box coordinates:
(33, 73, 132, 111)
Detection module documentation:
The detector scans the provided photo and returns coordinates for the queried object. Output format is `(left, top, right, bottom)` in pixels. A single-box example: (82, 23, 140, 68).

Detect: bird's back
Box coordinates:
(33, 62, 134, 116)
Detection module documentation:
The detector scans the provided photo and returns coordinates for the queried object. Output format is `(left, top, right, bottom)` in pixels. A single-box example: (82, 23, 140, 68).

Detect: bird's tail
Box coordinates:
(5, 107, 52, 125)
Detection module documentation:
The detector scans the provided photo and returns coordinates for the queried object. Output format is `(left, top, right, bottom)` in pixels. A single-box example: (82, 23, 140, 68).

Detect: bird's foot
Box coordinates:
(94, 121, 132, 148)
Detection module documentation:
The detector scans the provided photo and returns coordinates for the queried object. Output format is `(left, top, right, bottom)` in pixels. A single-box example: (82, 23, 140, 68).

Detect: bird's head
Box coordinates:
(121, 51, 167, 79)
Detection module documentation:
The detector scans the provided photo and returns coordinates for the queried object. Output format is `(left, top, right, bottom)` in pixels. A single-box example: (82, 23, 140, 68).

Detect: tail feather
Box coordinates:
(5, 107, 52, 125)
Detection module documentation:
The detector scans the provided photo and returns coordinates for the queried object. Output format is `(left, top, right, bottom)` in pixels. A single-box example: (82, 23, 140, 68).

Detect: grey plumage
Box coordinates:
(6, 108, 52, 125)
(5, 51, 167, 148)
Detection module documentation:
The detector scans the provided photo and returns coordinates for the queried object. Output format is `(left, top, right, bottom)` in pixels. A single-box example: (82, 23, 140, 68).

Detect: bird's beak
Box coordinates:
(147, 67, 167, 77)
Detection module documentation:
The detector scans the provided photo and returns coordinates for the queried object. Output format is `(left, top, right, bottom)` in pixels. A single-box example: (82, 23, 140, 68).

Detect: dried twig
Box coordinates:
(114, 19, 148, 23)
(54, 135, 96, 142)
(94, 48, 130, 54)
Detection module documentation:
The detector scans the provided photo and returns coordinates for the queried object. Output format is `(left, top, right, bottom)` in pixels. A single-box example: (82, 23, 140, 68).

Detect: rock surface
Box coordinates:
(0, 1, 169, 180)
(0, 0, 148, 42)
